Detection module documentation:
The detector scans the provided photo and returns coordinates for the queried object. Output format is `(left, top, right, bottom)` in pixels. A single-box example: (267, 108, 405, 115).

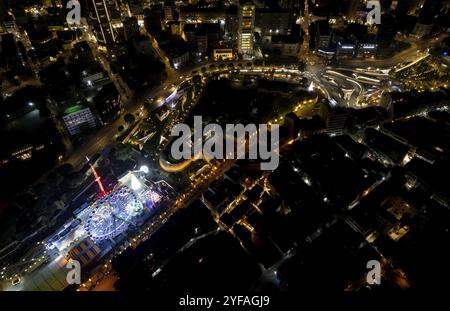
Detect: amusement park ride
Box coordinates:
(85, 185, 142, 241)
(1, 159, 167, 289)
(84, 165, 160, 241)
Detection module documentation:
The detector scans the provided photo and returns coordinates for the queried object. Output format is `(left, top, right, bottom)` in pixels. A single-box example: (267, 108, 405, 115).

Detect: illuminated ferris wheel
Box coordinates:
(85, 186, 143, 241)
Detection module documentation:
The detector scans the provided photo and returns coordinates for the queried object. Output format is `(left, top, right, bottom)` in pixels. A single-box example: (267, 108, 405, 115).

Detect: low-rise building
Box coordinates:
(336, 41, 356, 59)
(356, 43, 377, 58)
(213, 47, 234, 60)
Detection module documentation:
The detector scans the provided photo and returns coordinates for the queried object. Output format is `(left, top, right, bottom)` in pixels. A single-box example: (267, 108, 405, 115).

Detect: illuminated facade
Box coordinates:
(238, 1, 255, 59)
(213, 48, 234, 61)
(88, 157, 106, 196)
(62, 106, 97, 136)
(88, 0, 117, 45)
(356, 43, 378, 58)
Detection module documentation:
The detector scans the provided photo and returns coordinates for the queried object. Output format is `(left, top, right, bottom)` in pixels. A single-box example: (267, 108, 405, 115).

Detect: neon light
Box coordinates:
(87, 156, 106, 196)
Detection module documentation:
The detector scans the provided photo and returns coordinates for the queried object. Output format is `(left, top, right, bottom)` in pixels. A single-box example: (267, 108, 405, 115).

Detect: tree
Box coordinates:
(46, 172, 63, 186)
(124, 113, 136, 125)
(33, 182, 49, 194)
(98, 158, 111, 171)
(144, 101, 153, 111)
(67, 171, 85, 189)
(56, 163, 73, 176)
(193, 75, 202, 85)
(114, 143, 134, 161)
(298, 61, 306, 71)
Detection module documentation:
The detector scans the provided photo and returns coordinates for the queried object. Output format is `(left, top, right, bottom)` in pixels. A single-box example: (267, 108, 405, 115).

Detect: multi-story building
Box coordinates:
(179, 6, 236, 38)
(278, 0, 299, 9)
(315, 20, 332, 50)
(225, 7, 239, 37)
(81, 70, 110, 90)
(315, 20, 335, 59)
(238, 0, 255, 59)
(1, 33, 23, 70)
(1, 13, 17, 35)
(179, 7, 226, 24)
(356, 42, 377, 58)
(144, 7, 164, 36)
(347, 0, 362, 22)
(42, 0, 62, 7)
(128, 0, 144, 19)
(160, 37, 192, 69)
(184, 23, 200, 47)
(183, 23, 221, 54)
(263, 35, 299, 58)
(88, 0, 118, 46)
(326, 111, 349, 137)
(411, 0, 440, 40)
(123, 16, 140, 41)
(164, 0, 177, 22)
(376, 13, 397, 50)
(196, 32, 208, 53)
(73, 41, 95, 63)
(168, 21, 182, 36)
(0, 0, 7, 22)
(132, 35, 153, 57)
(411, 22, 433, 38)
(254, 9, 296, 37)
(93, 82, 121, 124)
(62, 104, 97, 136)
(170, 50, 190, 69)
(336, 41, 356, 59)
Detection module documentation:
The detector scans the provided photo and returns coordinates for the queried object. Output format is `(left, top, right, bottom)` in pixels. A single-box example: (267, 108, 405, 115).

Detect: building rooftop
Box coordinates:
(62, 103, 86, 116)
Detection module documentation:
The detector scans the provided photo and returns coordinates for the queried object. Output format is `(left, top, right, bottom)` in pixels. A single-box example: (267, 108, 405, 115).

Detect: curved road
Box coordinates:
(64, 30, 446, 169)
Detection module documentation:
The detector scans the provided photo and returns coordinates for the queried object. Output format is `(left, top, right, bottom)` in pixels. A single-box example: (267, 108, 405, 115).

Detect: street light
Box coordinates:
(139, 165, 149, 174)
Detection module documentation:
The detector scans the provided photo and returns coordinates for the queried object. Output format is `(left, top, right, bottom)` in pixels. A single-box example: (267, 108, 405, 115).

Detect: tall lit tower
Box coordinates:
(86, 156, 107, 196)
(238, 0, 255, 60)
(297, 0, 311, 63)
(88, 0, 117, 46)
